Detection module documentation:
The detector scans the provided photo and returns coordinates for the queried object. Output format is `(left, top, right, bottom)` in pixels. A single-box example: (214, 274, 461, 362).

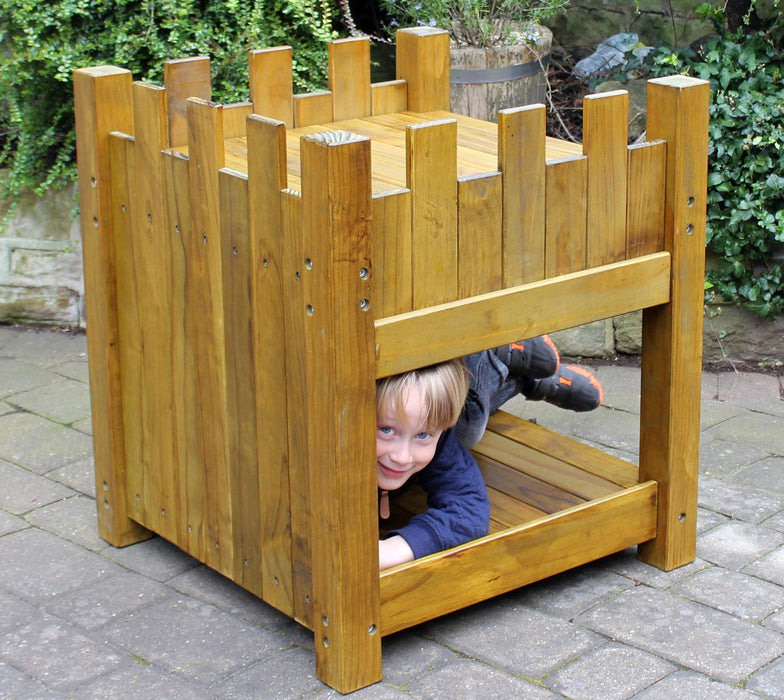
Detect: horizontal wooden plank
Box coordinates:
(375, 252, 671, 377)
(379, 481, 657, 634)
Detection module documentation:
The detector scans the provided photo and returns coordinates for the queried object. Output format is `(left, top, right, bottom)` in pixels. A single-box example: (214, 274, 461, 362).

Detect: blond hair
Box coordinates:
(376, 358, 469, 432)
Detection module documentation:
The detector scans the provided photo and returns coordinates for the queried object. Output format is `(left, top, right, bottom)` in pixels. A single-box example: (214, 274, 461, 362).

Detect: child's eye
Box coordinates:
(378, 426, 393, 435)
(415, 432, 432, 440)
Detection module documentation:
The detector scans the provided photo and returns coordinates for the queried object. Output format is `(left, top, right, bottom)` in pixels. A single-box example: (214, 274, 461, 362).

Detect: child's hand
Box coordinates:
(378, 535, 415, 570)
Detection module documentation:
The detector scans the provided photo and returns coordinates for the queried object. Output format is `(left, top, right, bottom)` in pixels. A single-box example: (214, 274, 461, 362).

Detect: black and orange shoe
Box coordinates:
(494, 335, 560, 379)
(520, 364, 603, 412)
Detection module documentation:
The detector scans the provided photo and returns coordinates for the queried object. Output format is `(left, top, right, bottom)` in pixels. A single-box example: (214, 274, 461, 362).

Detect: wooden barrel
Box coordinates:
(450, 25, 552, 122)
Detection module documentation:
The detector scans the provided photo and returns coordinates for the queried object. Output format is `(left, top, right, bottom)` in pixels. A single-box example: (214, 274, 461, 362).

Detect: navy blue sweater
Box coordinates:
(385, 428, 490, 559)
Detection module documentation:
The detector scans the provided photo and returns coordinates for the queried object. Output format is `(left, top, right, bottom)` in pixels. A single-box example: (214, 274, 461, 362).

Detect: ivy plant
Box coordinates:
(0, 0, 341, 221)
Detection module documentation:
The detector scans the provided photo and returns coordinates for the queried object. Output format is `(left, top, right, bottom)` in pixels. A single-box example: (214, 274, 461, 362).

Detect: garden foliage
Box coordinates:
(0, 0, 340, 216)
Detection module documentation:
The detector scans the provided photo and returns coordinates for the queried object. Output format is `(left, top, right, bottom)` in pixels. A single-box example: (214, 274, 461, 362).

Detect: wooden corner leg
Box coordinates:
(300, 131, 382, 692)
(73, 67, 151, 547)
(637, 76, 710, 570)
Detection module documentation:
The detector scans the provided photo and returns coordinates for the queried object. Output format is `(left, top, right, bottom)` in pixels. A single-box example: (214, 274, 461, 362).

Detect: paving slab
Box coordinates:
(746, 656, 784, 700)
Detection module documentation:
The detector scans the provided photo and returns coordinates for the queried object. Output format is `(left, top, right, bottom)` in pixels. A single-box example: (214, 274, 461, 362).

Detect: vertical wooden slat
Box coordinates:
(371, 80, 408, 116)
(186, 97, 233, 575)
(373, 190, 413, 317)
(627, 140, 667, 257)
(458, 172, 503, 296)
(498, 104, 546, 285)
(246, 114, 295, 616)
(161, 149, 196, 552)
(638, 76, 709, 570)
(73, 66, 151, 547)
(219, 168, 262, 595)
(583, 90, 629, 266)
(129, 81, 177, 541)
(293, 91, 334, 128)
(329, 37, 371, 121)
(223, 102, 253, 139)
(545, 156, 588, 277)
(395, 27, 450, 112)
(249, 46, 294, 126)
(164, 57, 211, 148)
(281, 189, 312, 627)
(300, 132, 380, 693)
(407, 119, 458, 308)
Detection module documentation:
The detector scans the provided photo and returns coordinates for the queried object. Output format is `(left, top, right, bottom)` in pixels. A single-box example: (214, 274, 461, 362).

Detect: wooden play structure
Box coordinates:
(75, 27, 708, 693)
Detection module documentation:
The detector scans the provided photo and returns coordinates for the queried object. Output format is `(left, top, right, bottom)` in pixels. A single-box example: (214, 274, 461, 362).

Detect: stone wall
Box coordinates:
(0, 178, 84, 327)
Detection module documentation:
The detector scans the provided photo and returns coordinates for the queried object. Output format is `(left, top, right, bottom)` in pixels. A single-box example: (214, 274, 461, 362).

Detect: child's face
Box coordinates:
(376, 383, 443, 491)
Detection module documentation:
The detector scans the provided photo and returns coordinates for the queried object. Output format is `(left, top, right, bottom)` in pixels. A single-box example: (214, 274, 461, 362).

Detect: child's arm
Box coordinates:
(378, 535, 415, 570)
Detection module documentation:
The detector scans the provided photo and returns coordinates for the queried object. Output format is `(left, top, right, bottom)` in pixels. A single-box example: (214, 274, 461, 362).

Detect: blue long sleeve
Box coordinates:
(387, 428, 490, 559)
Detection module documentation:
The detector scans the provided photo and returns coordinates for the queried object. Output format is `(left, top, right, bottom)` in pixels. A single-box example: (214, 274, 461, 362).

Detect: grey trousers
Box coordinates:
(455, 350, 523, 449)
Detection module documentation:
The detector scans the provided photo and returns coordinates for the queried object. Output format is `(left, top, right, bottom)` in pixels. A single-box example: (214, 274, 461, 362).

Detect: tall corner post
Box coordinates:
(300, 131, 381, 693)
(395, 27, 451, 112)
(638, 76, 710, 570)
(73, 67, 151, 546)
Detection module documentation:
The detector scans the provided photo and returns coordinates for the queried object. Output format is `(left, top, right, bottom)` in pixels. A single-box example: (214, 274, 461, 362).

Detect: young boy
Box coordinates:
(376, 336, 603, 569)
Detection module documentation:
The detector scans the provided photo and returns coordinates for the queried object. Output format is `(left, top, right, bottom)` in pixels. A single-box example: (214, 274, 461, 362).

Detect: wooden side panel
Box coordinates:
(627, 140, 666, 258)
(293, 91, 333, 128)
(638, 76, 709, 570)
(164, 57, 211, 148)
(186, 98, 232, 575)
(545, 156, 588, 277)
(300, 132, 381, 693)
(249, 46, 293, 126)
(73, 66, 151, 547)
(458, 173, 503, 297)
(380, 482, 657, 635)
(407, 119, 458, 308)
(498, 105, 546, 285)
(223, 102, 252, 139)
(583, 90, 629, 266)
(375, 252, 671, 377)
(246, 115, 294, 616)
(126, 82, 178, 541)
(371, 80, 408, 116)
(373, 190, 413, 317)
(395, 27, 450, 112)
(219, 169, 262, 595)
(329, 37, 371, 121)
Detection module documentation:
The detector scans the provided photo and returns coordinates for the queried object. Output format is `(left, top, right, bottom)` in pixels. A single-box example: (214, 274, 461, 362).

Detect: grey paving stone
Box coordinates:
(0, 589, 43, 635)
(210, 647, 323, 699)
(766, 608, 784, 634)
(406, 657, 559, 699)
(699, 437, 772, 479)
(594, 365, 640, 413)
(511, 562, 633, 620)
(716, 371, 784, 417)
(7, 378, 91, 425)
(762, 510, 784, 533)
(423, 597, 602, 679)
(730, 456, 784, 496)
(0, 400, 13, 417)
(0, 508, 27, 536)
(0, 327, 87, 369)
(0, 459, 73, 514)
(0, 359, 58, 400)
(378, 632, 458, 687)
(697, 506, 729, 534)
(53, 359, 90, 383)
(101, 597, 285, 686)
(24, 494, 107, 551)
(0, 661, 50, 699)
(0, 615, 124, 691)
(544, 642, 676, 700)
(101, 535, 200, 581)
(47, 455, 96, 498)
(746, 656, 784, 700)
(703, 411, 784, 454)
(167, 565, 292, 631)
(0, 528, 122, 602)
(0, 412, 93, 474)
(743, 544, 784, 586)
(43, 571, 175, 631)
(72, 415, 93, 435)
(605, 548, 708, 589)
(671, 566, 784, 621)
(699, 397, 746, 431)
(699, 476, 784, 524)
(697, 520, 784, 570)
(575, 586, 784, 683)
(75, 662, 211, 700)
(633, 669, 761, 698)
